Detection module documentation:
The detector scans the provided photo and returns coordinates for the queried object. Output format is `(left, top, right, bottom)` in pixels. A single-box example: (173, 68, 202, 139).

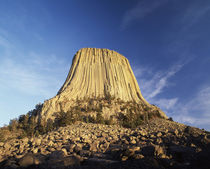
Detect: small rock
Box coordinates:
(90, 141, 99, 152)
(139, 130, 147, 136)
(159, 154, 169, 159)
(128, 146, 140, 152)
(19, 153, 39, 167)
(174, 129, 179, 136)
(79, 150, 91, 157)
(63, 155, 80, 166)
(122, 139, 129, 144)
(34, 138, 42, 146)
(121, 156, 128, 161)
(49, 150, 65, 160)
(156, 138, 162, 144)
(156, 132, 162, 137)
(0, 155, 4, 163)
(32, 148, 39, 154)
(134, 154, 144, 159)
(61, 148, 68, 156)
(14, 154, 24, 159)
(48, 140, 54, 146)
(190, 143, 196, 147)
(72, 137, 81, 142)
(74, 143, 83, 153)
(141, 137, 146, 141)
(154, 145, 165, 156)
(67, 144, 76, 152)
(123, 149, 135, 157)
(22, 137, 29, 143)
(39, 147, 47, 155)
(99, 141, 110, 152)
(150, 134, 155, 139)
(3, 142, 11, 150)
(130, 139, 136, 144)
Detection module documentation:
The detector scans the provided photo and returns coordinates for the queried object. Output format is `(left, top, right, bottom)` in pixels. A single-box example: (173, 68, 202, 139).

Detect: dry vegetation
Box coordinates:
(0, 97, 164, 141)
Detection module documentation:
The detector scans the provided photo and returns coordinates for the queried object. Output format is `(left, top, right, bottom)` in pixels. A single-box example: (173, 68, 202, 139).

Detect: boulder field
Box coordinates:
(0, 119, 209, 169)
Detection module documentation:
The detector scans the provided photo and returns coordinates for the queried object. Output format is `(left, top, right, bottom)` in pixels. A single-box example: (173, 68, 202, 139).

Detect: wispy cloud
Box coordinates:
(147, 64, 182, 99)
(28, 51, 67, 72)
(134, 63, 184, 100)
(121, 0, 168, 29)
(124, 0, 210, 130)
(133, 61, 187, 121)
(153, 98, 178, 110)
(0, 58, 62, 97)
(173, 86, 210, 130)
(134, 62, 210, 130)
(0, 31, 68, 98)
(181, 1, 210, 31)
(0, 34, 14, 55)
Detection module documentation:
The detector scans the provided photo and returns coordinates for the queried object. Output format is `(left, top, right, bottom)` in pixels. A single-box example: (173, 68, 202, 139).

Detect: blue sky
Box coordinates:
(0, 0, 210, 130)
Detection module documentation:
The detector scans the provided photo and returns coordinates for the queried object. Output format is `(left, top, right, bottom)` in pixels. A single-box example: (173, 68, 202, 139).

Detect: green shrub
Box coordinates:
(82, 116, 89, 123)
(168, 117, 173, 121)
(104, 116, 114, 125)
(18, 131, 27, 139)
(0, 130, 5, 142)
(46, 119, 54, 132)
(96, 112, 105, 124)
(88, 115, 96, 123)
(55, 111, 75, 127)
(118, 110, 145, 128)
(8, 119, 18, 131)
(26, 116, 36, 137)
(37, 124, 46, 135)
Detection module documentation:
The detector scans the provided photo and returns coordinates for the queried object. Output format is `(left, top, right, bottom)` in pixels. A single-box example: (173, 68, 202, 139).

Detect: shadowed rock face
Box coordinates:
(39, 48, 167, 121)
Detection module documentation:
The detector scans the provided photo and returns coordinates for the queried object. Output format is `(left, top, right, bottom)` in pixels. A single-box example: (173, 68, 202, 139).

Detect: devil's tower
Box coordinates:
(38, 48, 167, 122)
(58, 48, 147, 102)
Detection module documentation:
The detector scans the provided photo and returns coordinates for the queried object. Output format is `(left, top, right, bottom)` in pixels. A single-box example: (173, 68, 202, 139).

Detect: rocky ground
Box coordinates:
(0, 119, 210, 169)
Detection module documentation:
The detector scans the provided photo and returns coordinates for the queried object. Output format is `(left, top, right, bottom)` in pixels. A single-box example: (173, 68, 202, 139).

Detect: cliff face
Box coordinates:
(58, 48, 147, 103)
(39, 48, 167, 122)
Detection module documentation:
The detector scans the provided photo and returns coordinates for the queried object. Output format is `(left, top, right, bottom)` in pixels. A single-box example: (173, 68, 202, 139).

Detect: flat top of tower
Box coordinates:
(77, 48, 128, 60)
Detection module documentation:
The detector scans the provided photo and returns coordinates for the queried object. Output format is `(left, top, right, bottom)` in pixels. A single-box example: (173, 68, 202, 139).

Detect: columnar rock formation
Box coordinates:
(58, 48, 147, 103)
(38, 48, 167, 122)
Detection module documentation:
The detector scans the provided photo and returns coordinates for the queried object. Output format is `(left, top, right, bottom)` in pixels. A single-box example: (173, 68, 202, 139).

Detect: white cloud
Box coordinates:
(0, 27, 70, 127)
(0, 58, 63, 97)
(179, 86, 210, 117)
(152, 98, 178, 110)
(28, 51, 67, 71)
(133, 67, 149, 78)
(0, 31, 69, 98)
(0, 35, 11, 49)
(181, 2, 210, 30)
(0, 34, 15, 57)
(148, 64, 183, 99)
(134, 63, 184, 100)
(134, 62, 210, 130)
(170, 86, 210, 130)
(121, 0, 168, 29)
(174, 115, 196, 124)
(133, 62, 185, 120)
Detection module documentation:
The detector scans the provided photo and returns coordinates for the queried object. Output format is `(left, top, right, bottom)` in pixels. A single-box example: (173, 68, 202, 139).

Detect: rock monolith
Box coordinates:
(38, 48, 167, 122)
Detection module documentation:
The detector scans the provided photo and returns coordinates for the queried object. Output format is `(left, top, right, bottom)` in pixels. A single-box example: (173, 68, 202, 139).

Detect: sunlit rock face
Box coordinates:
(38, 48, 167, 122)
(58, 48, 147, 102)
